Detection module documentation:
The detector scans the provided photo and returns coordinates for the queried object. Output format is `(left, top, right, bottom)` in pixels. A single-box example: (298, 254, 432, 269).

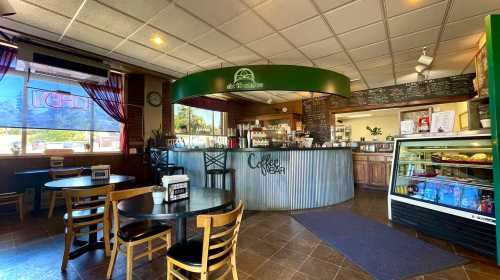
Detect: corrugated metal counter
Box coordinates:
(172, 148, 354, 211)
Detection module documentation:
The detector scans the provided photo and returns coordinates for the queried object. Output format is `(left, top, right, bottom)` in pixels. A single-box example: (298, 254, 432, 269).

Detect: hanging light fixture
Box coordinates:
(0, 0, 16, 17)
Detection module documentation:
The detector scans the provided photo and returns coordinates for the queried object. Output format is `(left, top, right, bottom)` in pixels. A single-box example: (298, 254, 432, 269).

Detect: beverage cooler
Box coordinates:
(388, 134, 496, 258)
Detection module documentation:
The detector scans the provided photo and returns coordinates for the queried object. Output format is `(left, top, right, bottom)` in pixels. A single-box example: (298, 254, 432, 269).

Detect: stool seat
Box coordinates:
(118, 221, 172, 242)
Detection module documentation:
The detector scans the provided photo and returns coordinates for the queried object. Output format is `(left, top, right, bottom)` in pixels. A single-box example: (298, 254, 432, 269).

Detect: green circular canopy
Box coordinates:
(171, 64, 351, 103)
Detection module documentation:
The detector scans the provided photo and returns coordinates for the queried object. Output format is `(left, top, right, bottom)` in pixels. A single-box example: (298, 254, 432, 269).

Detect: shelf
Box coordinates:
(403, 147, 492, 153)
(397, 175, 494, 190)
(398, 160, 492, 169)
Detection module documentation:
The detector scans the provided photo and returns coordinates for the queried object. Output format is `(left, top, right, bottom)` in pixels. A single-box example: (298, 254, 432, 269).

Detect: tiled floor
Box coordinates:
(1, 187, 499, 280)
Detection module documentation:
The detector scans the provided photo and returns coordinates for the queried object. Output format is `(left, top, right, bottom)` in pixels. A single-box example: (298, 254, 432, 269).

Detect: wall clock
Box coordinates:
(147, 91, 162, 107)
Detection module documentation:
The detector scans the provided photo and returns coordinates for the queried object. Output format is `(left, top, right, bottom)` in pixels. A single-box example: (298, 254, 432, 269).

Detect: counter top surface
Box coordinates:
(172, 147, 352, 152)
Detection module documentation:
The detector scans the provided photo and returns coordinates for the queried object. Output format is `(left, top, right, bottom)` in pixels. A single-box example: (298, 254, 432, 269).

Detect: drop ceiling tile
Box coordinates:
(242, 0, 267, 8)
(299, 37, 342, 59)
(351, 80, 367, 91)
(385, 0, 444, 17)
(192, 30, 239, 55)
(391, 26, 440, 52)
(65, 21, 123, 50)
(27, 0, 84, 17)
(394, 60, 417, 73)
(349, 40, 389, 61)
(314, 52, 350, 67)
(433, 48, 476, 66)
(152, 54, 193, 72)
(313, 0, 353, 12)
(254, 0, 317, 30)
(198, 56, 232, 69)
(392, 45, 435, 64)
(324, 0, 382, 34)
(220, 46, 261, 64)
(330, 63, 358, 77)
(77, 0, 142, 37)
(246, 33, 293, 57)
(441, 13, 491, 41)
(356, 55, 392, 70)
(362, 65, 394, 76)
(219, 10, 274, 43)
(184, 64, 203, 74)
(437, 33, 482, 55)
(100, 0, 170, 21)
(9, 0, 70, 34)
(130, 25, 184, 52)
(388, 2, 447, 37)
(396, 71, 418, 84)
(176, 0, 247, 26)
(270, 49, 312, 66)
(115, 41, 163, 62)
(169, 44, 213, 64)
(338, 22, 386, 49)
(281, 16, 332, 47)
(448, 0, 500, 22)
(151, 5, 211, 41)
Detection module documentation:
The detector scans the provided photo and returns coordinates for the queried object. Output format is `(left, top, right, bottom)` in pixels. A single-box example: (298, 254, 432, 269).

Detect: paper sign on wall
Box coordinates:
(400, 120, 415, 135)
(430, 111, 455, 133)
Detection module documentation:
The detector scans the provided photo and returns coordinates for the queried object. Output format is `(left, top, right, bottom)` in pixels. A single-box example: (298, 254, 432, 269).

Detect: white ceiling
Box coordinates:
(1, 0, 498, 97)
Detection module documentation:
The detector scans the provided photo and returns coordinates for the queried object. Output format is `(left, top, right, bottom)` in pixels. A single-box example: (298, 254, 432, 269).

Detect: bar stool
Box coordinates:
(150, 148, 184, 185)
(203, 149, 235, 193)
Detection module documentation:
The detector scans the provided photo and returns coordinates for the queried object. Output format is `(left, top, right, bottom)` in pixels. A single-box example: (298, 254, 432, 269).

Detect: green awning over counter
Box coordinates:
(171, 64, 351, 103)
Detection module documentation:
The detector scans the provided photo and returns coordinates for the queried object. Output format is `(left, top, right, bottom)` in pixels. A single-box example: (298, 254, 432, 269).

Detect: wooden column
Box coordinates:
(162, 80, 173, 134)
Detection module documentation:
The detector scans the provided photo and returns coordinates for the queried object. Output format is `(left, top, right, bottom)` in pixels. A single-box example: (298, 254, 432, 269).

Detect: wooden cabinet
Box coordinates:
(353, 153, 392, 190)
(353, 160, 368, 184)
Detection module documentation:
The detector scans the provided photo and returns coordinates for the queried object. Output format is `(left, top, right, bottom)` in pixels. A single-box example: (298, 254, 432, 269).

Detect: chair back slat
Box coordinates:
(63, 184, 114, 228)
(203, 149, 228, 170)
(196, 201, 244, 272)
(108, 186, 154, 241)
(50, 168, 83, 179)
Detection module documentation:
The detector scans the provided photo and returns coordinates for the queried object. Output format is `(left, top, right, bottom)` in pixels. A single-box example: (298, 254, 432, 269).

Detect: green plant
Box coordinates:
(151, 128, 166, 147)
(366, 126, 382, 136)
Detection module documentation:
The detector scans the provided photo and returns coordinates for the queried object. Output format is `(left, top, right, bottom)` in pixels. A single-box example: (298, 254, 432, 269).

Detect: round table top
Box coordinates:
(118, 188, 234, 220)
(44, 175, 135, 190)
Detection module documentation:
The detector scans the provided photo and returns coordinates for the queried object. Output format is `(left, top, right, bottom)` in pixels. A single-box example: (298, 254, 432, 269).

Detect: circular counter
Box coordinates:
(172, 148, 354, 211)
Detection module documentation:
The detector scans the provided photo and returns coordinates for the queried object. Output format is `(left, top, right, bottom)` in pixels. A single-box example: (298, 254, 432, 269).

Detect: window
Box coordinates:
(174, 104, 226, 136)
(0, 67, 122, 155)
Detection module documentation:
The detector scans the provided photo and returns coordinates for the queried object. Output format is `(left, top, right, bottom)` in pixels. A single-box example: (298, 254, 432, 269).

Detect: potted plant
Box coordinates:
(151, 185, 166, 204)
(366, 126, 382, 141)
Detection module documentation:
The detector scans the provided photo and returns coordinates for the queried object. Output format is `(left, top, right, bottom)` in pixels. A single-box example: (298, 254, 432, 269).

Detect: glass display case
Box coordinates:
(389, 135, 495, 224)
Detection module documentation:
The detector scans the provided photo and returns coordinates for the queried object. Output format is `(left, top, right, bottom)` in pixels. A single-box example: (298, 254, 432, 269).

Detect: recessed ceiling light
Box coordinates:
(151, 36, 164, 45)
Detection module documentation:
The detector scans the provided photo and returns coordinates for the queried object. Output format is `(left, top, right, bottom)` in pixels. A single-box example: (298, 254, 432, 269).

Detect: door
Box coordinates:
(353, 160, 369, 184)
(369, 161, 386, 187)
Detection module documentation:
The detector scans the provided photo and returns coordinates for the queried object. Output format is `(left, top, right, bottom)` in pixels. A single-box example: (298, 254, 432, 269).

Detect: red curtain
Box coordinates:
(0, 45, 16, 82)
(80, 73, 128, 154)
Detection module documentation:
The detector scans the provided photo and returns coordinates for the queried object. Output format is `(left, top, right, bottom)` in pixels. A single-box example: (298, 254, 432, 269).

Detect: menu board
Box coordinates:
(302, 96, 330, 143)
(330, 74, 475, 110)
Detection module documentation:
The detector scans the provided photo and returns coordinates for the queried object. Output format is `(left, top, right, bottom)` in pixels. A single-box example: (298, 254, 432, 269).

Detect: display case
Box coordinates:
(388, 134, 496, 258)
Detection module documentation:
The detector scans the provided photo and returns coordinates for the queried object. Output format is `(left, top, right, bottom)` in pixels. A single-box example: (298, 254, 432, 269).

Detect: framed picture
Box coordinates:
(459, 112, 469, 130)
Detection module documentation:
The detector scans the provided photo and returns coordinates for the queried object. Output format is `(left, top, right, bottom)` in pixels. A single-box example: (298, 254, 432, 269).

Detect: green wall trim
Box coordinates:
(485, 14, 500, 265)
(171, 64, 351, 103)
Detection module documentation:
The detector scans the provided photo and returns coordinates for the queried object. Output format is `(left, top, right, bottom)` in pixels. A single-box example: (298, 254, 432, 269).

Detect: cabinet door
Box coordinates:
(369, 162, 386, 187)
(353, 160, 369, 184)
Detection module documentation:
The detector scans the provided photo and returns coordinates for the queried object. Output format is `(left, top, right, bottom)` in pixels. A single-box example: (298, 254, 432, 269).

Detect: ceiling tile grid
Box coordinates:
(4, 0, 496, 91)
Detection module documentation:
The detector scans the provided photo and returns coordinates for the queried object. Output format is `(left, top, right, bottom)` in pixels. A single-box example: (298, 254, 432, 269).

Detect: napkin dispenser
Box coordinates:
(50, 157, 64, 168)
(162, 175, 190, 203)
(91, 165, 110, 180)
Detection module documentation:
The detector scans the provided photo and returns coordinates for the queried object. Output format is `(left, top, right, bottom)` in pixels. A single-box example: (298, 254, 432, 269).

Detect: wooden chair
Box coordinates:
(0, 192, 24, 221)
(48, 168, 83, 218)
(165, 201, 244, 280)
(107, 186, 172, 280)
(61, 184, 114, 271)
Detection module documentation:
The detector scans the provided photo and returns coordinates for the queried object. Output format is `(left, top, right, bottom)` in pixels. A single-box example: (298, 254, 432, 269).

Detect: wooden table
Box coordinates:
(117, 188, 234, 243)
(44, 174, 135, 259)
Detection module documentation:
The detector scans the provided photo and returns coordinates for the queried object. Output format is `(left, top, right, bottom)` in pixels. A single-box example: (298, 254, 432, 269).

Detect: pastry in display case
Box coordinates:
(388, 134, 496, 258)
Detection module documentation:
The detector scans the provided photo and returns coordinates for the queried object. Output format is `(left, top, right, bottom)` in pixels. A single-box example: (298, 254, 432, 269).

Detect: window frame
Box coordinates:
(173, 104, 227, 137)
(0, 69, 123, 156)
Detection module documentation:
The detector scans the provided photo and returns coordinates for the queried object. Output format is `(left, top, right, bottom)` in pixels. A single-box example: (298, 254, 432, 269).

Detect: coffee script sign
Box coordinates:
(247, 153, 285, 176)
